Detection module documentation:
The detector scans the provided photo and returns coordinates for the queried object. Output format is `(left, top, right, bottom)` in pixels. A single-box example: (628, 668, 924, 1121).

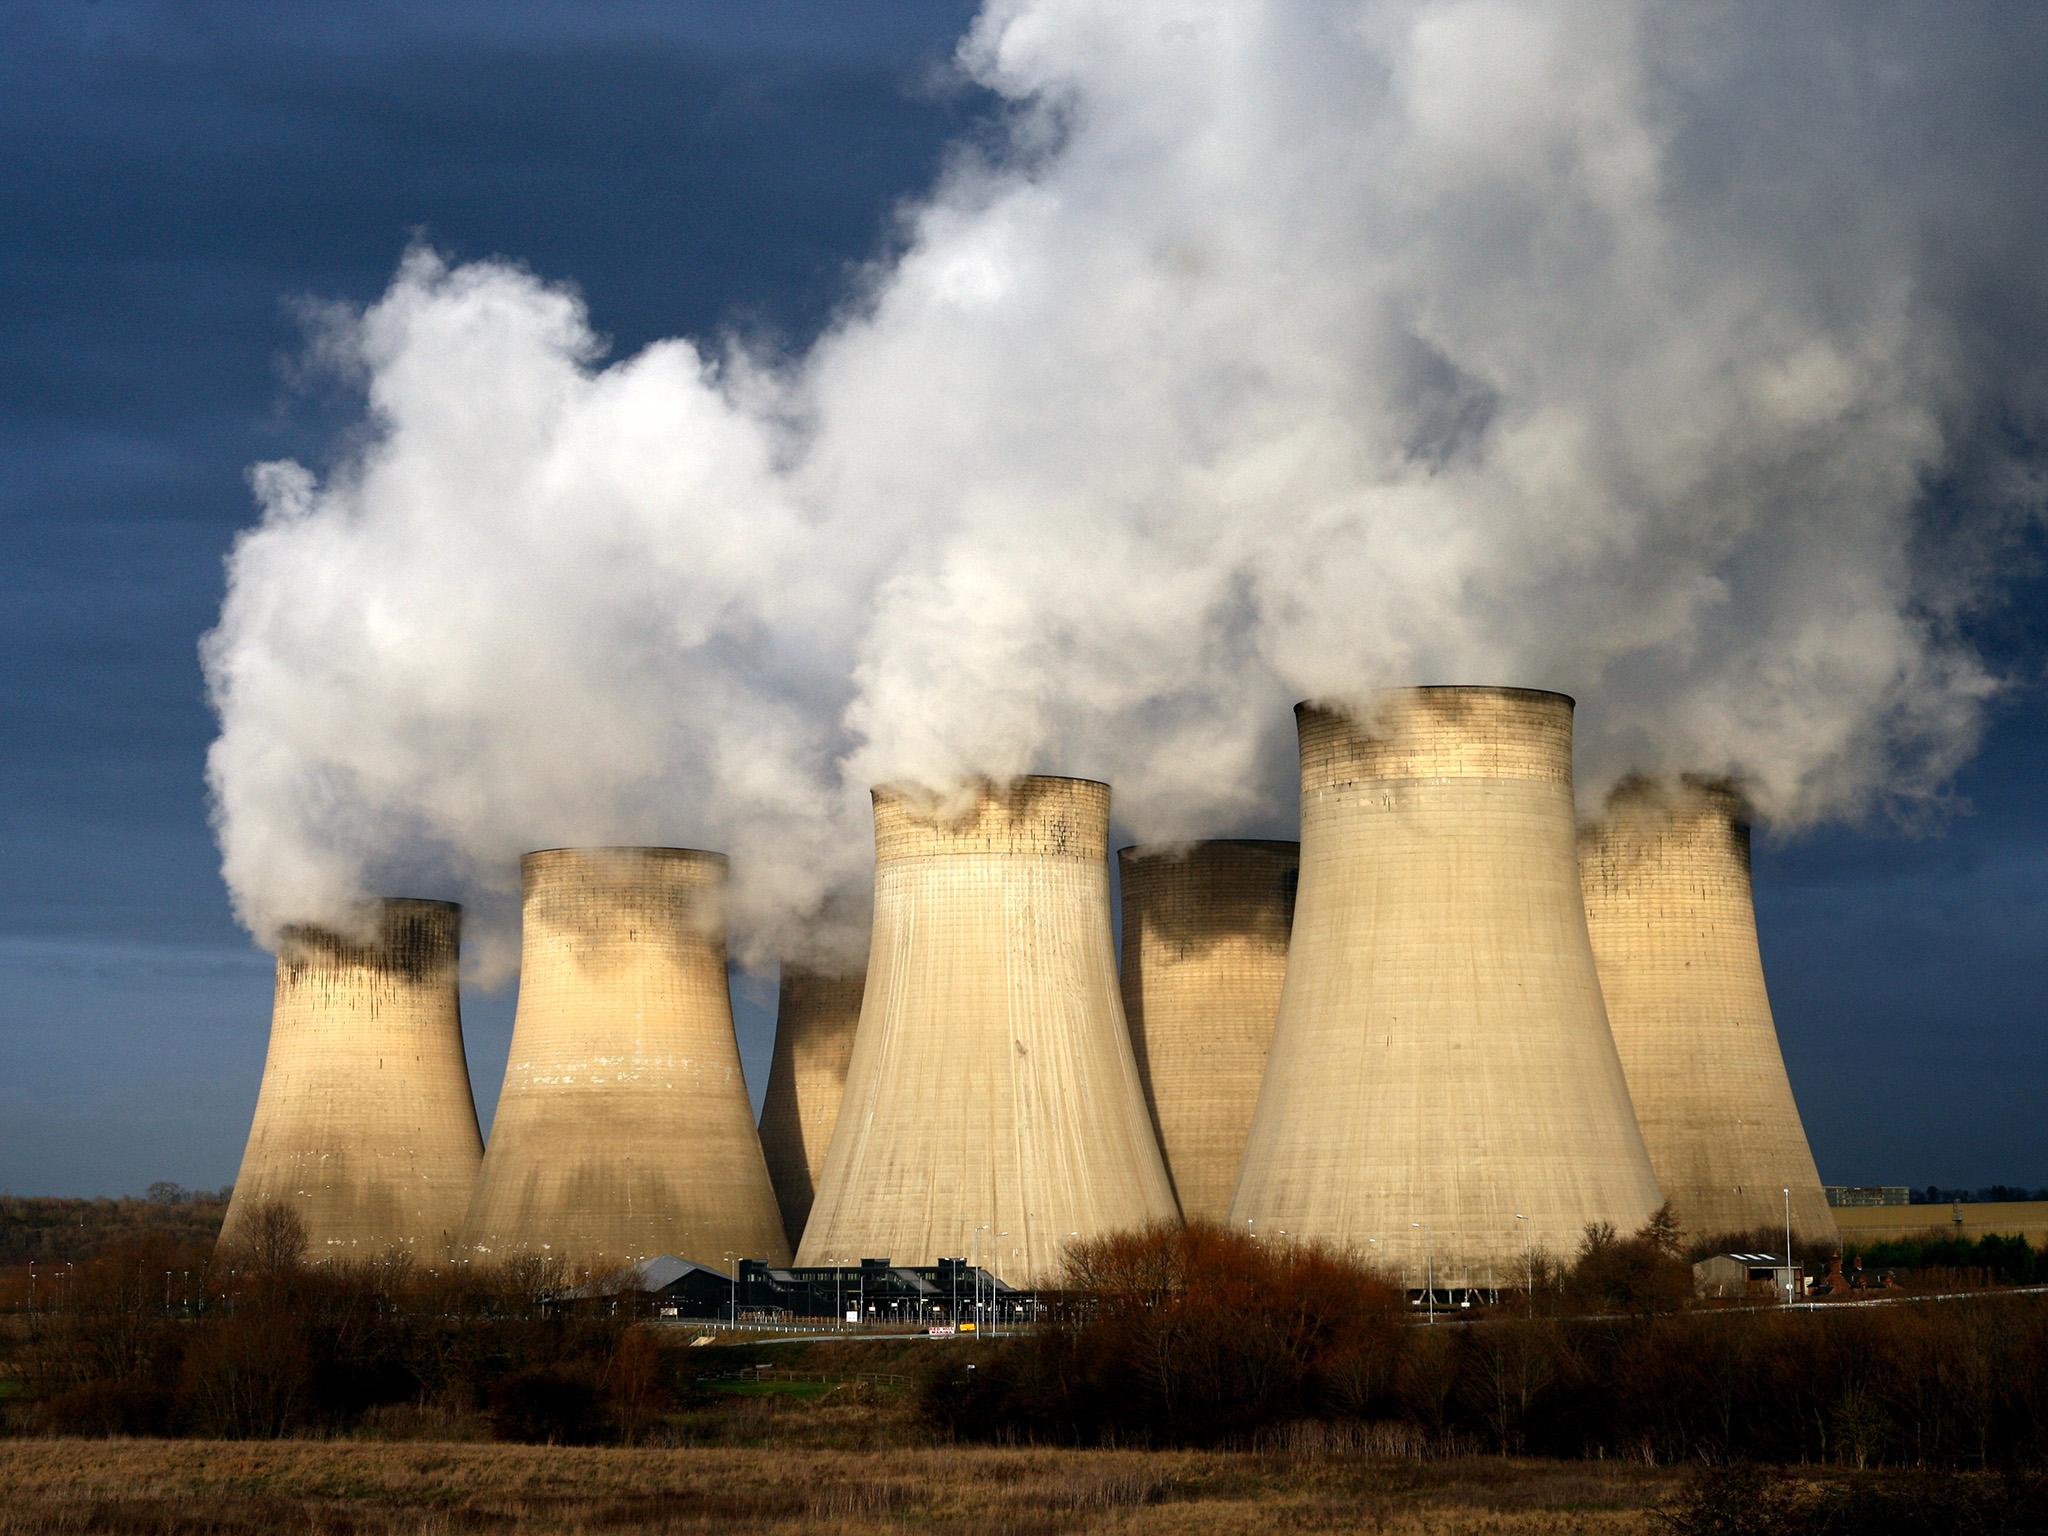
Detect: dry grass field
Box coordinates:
(1834, 1201, 2048, 1248)
(0, 1437, 1698, 1534)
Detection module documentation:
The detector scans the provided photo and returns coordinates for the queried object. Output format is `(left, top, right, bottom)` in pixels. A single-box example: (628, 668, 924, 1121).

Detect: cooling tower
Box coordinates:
(757, 966, 866, 1249)
(461, 848, 790, 1275)
(796, 777, 1178, 1281)
(1581, 777, 1837, 1245)
(1231, 689, 1664, 1287)
(220, 898, 483, 1260)
(1118, 840, 1298, 1226)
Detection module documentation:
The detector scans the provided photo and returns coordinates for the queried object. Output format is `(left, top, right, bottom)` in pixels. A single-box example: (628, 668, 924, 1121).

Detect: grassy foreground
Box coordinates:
(0, 1438, 1711, 1534)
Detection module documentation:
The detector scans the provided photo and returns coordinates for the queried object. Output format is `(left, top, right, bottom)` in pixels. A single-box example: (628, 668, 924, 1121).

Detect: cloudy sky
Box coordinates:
(3, 0, 2043, 1197)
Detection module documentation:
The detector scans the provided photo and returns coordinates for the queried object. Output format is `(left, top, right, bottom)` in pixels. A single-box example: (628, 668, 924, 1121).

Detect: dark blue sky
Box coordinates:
(1, 1, 2040, 1197)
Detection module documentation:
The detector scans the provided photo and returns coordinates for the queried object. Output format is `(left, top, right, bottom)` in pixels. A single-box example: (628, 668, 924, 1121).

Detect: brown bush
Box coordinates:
(925, 1221, 1406, 1446)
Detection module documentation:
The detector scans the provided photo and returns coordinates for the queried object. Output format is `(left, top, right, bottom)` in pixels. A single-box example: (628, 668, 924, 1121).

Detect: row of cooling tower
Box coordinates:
(220, 686, 1837, 1287)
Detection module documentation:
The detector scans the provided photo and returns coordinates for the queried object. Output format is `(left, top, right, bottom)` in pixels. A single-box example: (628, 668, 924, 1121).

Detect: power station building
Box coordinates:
(1580, 777, 1837, 1245)
(1118, 839, 1297, 1226)
(461, 847, 790, 1275)
(757, 966, 866, 1249)
(220, 898, 483, 1260)
(1231, 689, 1665, 1287)
(796, 777, 1178, 1282)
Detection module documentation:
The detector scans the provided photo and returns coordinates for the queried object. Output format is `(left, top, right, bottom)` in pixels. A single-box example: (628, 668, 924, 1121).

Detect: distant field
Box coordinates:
(1835, 1200, 2048, 1246)
(0, 1440, 2033, 1535)
(0, 1439, 1698, 1534)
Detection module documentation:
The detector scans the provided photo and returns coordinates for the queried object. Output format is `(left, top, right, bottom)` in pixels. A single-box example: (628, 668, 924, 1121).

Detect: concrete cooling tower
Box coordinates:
(757, 966, 866, 1249)
(1231, 689, 1664, 1288)
(220, 898, 483, 1261)
(796, 777, 1178, 1282)
(1118, 840, 1298, 1226)
(461, 848, 790, 1276)
(1581, 777, 1837, 1245)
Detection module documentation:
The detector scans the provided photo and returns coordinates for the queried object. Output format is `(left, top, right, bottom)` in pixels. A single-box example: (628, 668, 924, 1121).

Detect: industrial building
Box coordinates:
(796, 777, 1178, 1282)
(1826, 1186, 1911, 1208)
(601, 1254, 1026, 1326)
(220, 898, 483, 1260)
(1118, 839, 1297, 1225)
(1231, 689, 1665, 1289)
(1581, 778, 1837, 1246)
(460, 847, 790, 1276)
(757, 966, 866, 1249)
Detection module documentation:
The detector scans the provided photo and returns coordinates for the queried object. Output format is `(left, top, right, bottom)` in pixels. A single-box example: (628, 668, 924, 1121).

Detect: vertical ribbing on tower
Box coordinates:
(1232, 689, 1664, 1285)
(1119, 840, 1297, 1225)
(758, 966, 866, 1250)
(221, 898, 483, 1261)
(796, 777, 1177, 1282)
(1581, 776, 1837, 1246)
(461, 848, 790, 1276)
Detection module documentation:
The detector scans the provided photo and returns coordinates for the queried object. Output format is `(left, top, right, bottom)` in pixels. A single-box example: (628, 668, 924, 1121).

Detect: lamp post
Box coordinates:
(1411, 1223, 1433, 1324)
(993, 1231, 1009, 1337)
(1783, 1187, 1795, 1304)
(723, 1252, 737, 1329)
(974, 1223, 988, 1340)
(1514, 1214, 1533, 1314)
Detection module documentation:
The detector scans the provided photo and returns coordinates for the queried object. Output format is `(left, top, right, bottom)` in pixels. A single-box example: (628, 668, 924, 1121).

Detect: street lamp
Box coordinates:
(974, 1223, 989, 1340)
(993, 1231, 1009, 1336)
(1411, 1223, 1433, 1324)
(1783, 1187, 1795, 1304)
(1514, 1214, 1533, 1313)
(723, 1252, 737, 1329)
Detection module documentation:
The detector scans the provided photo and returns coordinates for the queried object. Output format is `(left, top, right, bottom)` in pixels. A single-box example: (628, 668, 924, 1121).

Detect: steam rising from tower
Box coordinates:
(201, 4, 2046, 971)
(220, 898, 483, 1259)
(797, 777, 1176, 1280)
(1118, 840, 1298, 1226)
(758, 966, 867, 1250)
(1581, 778, 1838, 1245)
(461, 848, 790, 1274)
(1232, 690, 1664, 1284)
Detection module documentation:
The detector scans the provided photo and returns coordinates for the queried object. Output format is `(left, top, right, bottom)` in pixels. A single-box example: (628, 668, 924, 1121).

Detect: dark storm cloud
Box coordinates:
(0, 1, 2041, 1199)
(0, 0, 980, 1190)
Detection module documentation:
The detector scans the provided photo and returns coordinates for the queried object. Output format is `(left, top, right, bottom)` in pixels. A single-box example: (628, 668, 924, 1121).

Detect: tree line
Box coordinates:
(923, 1220, 2048, 1467)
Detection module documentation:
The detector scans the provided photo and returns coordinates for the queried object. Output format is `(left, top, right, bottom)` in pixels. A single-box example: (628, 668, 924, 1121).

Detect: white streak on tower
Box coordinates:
(1118, 840, 1298, 1226)
(1231, 689, 1664, 1285)
(796, 777, 1177, 1282)
(1580, 777, 1838, 1245)
(461, 848, 790, 1275)
(757, 966, 866, 1250)
(221, 898, 483, 1260)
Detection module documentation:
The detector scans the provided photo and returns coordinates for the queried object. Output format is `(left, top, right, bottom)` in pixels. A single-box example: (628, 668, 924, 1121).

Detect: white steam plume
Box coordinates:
(204, 1, 2048, 972)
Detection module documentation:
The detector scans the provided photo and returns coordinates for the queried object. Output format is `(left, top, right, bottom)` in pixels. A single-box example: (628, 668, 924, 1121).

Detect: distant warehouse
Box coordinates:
(1825, 1186, 1910, 1208)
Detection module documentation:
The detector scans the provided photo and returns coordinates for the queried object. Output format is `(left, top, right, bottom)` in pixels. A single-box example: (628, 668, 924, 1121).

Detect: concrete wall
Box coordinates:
(1119, 840, 1297, 1226)
(796, 777, 1178, 1283)
(461, 848, 790, 1276)
(1232, 689, 1665, 1286)
(757, 966, 866, 1250)
(220, 898, 483, 1261)
(1581, 778, 1837, 1246)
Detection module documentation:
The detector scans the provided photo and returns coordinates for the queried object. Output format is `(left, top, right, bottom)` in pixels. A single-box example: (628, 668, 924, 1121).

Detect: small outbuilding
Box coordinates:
(1693, 1252, 1803, 1301)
